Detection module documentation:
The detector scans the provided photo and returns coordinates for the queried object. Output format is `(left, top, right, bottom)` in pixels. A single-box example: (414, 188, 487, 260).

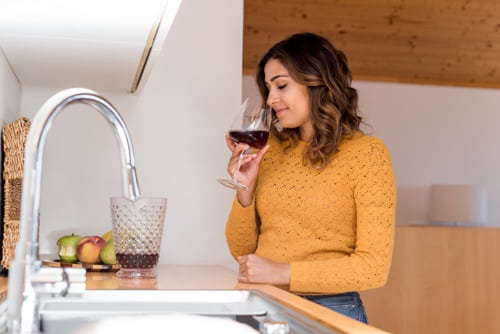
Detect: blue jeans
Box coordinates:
(302, 292, 368, 324)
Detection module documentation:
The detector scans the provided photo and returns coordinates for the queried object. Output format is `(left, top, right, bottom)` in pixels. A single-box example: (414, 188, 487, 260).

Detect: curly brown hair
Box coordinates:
(256, 32, 363, 169)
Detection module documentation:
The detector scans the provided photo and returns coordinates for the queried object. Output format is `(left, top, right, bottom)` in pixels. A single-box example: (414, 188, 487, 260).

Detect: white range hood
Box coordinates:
(0, 0, 182, 94)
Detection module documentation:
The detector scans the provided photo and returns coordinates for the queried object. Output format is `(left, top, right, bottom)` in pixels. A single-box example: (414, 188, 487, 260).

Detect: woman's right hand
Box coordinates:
(225, 133, 269, 207)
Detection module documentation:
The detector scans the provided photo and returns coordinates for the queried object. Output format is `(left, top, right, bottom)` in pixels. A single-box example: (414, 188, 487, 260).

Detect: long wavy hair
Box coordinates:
(256, 32, 363, 170)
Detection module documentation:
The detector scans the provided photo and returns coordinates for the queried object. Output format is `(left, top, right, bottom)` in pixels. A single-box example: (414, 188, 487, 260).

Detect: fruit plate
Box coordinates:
(41, 255, 119, 272)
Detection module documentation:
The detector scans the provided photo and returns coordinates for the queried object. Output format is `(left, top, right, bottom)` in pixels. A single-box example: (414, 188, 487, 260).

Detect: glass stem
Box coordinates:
(232, 151, 244, 185)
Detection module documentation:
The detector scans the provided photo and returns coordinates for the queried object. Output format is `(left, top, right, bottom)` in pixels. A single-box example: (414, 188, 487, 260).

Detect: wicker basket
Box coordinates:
(1, 117, 31, 269)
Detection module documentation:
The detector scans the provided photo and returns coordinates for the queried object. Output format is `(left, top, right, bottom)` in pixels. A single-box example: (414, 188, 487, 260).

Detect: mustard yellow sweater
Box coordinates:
(225, 132, 396, 294)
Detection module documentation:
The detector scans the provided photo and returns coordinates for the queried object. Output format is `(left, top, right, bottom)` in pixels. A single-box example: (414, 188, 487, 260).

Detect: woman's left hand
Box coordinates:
(237, 254, 290, 285)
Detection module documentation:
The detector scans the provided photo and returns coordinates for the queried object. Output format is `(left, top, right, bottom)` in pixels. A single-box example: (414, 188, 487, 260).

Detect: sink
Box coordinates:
(40, 290, 266, 318)
(38, 289, 342, 333)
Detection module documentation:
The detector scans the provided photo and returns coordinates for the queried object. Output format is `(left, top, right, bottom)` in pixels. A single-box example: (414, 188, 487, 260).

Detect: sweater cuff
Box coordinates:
(289, 261, 302, 292)
(231, 196, 255, 213)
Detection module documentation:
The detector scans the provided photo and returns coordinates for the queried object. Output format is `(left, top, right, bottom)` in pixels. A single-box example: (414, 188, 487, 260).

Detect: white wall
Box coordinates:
(0, 48, 21, 125)
(357, 81, 500, 226)
(21, 0, 241, 269)
(244, 76, 500, 226)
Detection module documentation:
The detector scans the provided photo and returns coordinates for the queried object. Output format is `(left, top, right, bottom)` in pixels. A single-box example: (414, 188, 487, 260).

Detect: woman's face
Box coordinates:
(264, 58, 313, 142)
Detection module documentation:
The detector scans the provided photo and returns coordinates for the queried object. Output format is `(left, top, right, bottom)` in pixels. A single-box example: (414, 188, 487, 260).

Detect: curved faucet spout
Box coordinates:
(22, 88, 141, 258)
(7, 88, 141, 333)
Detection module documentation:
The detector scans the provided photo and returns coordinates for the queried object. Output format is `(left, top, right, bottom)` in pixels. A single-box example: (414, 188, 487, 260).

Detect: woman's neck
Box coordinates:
(299, 124, 314, 142)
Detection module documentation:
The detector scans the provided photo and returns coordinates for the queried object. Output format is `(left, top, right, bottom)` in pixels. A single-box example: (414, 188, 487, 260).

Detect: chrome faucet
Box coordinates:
(6, 88, 141, 333)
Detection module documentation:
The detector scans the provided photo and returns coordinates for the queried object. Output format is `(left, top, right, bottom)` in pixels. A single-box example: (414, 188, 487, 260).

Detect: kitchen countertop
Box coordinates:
(87, 264, 389, 334)
(0, 264, 389, 334)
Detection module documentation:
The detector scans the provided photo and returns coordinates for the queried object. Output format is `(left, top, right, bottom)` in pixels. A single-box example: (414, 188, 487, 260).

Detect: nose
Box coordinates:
(266, 89, 279, 107)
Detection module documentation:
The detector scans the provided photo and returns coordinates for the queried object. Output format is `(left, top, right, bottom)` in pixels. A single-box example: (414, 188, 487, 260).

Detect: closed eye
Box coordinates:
(278, 84, 287, 89)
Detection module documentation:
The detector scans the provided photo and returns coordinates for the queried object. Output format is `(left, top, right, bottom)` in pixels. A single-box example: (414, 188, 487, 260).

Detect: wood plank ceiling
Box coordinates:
(243, 0, 500, 89)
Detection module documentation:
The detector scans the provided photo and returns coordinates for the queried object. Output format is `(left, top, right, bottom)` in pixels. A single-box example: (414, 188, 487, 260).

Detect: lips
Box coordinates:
(273, 107, 287, 116)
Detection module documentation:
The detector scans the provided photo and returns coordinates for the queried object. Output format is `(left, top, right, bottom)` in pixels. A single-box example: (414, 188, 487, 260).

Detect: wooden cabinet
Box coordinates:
(361, 226, 500, 334)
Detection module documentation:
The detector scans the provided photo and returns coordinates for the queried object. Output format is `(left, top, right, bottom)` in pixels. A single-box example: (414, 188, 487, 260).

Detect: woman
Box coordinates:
(223, 32, 396, 323)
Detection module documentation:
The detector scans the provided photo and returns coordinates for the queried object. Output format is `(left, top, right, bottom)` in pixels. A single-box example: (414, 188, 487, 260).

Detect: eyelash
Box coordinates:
(277, 84, 287, 90)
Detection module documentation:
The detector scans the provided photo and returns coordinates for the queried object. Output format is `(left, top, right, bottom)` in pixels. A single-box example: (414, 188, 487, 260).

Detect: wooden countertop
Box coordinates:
(87, 264, 388, 334)
(0, 264, 389, 334)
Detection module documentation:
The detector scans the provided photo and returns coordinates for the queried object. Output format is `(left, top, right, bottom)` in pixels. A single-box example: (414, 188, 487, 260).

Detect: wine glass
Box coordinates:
(217, 98, 272, 190)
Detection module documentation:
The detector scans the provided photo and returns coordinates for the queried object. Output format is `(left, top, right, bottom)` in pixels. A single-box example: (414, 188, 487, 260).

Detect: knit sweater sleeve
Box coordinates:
(289, 137, 396, 294)
(225, 197, 260, 259)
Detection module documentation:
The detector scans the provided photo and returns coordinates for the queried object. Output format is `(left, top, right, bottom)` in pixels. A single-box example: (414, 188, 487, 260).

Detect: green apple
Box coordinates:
(99, 238, 116, 265)
(57, 233, 82, 263)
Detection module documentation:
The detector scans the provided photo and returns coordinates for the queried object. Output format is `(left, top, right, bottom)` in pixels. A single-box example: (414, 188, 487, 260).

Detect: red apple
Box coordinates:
(76, 235, 106, 264)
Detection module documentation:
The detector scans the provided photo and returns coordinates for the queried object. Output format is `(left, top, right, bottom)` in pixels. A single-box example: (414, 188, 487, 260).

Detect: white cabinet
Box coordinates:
(0, 0, 182, 94)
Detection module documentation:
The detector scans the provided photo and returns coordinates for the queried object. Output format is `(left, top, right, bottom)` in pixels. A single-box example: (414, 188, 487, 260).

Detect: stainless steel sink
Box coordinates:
(38, 289, 341, 334)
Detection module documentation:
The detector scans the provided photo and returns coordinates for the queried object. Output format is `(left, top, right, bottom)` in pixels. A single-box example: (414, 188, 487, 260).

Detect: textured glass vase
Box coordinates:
(110, 197, 167, 278)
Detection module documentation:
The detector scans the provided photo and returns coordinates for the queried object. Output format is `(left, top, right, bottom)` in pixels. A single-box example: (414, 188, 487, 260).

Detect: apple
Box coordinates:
(102, 230, 113, 242)
(99, 238, 116, 265)
(57, 234, 82, 263)
(76, 235, 106, 264)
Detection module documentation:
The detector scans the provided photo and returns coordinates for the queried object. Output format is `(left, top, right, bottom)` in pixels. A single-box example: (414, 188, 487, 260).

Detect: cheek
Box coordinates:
(297, 104, 311, 124)
(296, 92, 311, 121)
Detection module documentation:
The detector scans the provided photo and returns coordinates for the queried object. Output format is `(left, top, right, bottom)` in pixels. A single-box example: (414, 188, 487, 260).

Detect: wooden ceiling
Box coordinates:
(243, 0, 500, 89)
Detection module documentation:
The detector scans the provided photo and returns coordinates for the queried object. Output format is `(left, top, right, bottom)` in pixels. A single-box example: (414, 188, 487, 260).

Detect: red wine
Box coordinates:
(116, 253, 159, 269)
(229, 130, 269, 149)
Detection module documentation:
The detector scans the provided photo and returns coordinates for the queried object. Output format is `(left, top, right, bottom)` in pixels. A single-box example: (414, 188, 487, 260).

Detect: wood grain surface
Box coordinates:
(244, 0, 500, 88)
(360, 225, 500, 334)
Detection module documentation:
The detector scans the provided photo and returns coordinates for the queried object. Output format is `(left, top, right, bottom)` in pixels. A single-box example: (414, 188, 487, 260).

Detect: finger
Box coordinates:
(238, 274, 249, 283)
(237, 255, 247, 264)
(226, 148, 247, 175)
(226, 133, 252, 153)
(225, 133, 235, 150)
(239, 153, 257, 166)
(226, 134, 245, 152)
(236, 143, 250, 154)
(228, 144, 248, 162)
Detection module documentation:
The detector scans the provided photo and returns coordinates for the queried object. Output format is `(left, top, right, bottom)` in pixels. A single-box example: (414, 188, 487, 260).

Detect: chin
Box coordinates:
(280, 122, 298, 129)
(277, 119, 291, 128)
